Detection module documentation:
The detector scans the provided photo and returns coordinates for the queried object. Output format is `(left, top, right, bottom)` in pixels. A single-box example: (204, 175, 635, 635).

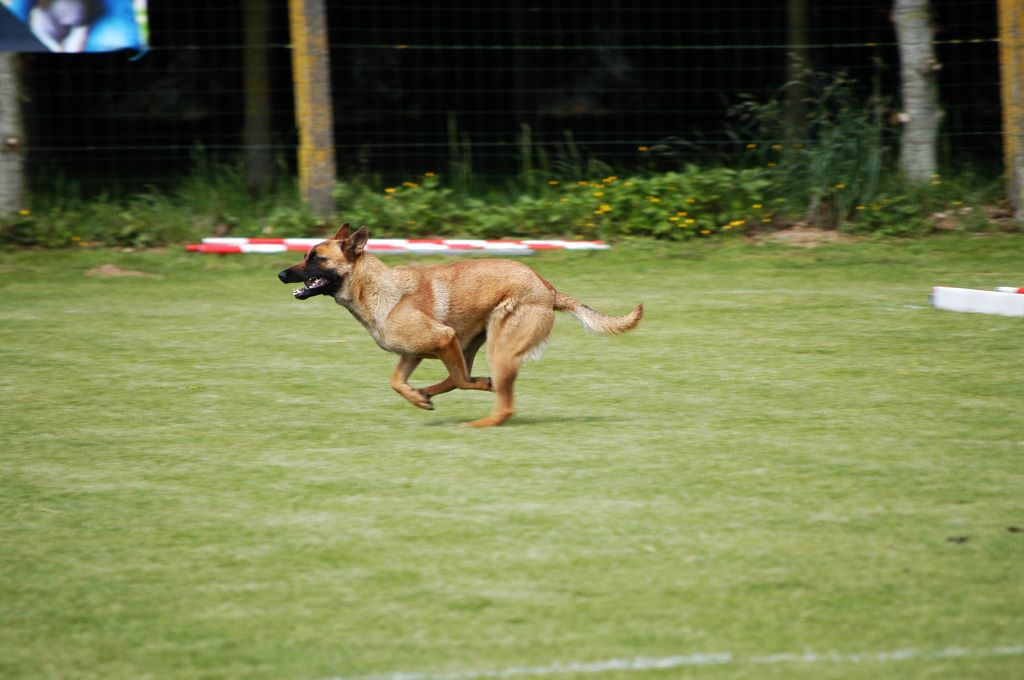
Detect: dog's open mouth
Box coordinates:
(293, 276, 336, 300)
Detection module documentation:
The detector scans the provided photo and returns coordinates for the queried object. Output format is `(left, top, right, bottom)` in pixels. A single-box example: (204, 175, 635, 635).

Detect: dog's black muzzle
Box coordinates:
(279, 265, 340, 300)
(278, 267, 302, 283)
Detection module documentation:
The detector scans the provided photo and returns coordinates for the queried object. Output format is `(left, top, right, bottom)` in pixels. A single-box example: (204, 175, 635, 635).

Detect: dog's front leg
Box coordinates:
(390, 355, 434, 410)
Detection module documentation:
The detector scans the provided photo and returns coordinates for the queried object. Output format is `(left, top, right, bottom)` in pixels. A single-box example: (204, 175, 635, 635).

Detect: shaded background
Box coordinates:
(17, 0, 1000, 193)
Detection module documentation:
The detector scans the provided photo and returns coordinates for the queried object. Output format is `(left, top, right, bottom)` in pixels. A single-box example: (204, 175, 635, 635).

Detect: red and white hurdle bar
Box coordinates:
(931, 286, 1024, 317)
(186, 237, 610, 256)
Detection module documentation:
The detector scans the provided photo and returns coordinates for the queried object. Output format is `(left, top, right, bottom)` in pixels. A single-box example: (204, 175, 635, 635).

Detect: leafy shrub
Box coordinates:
(0, 156, 1007, 248)
(331, 165, 775, 241)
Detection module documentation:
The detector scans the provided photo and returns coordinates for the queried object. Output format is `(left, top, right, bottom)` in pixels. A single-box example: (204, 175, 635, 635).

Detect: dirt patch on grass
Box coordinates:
(85, 264, 151, 278)
(749, 224, 858, 248)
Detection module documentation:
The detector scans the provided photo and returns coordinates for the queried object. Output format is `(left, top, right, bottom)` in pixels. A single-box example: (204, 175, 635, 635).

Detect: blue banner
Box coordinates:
(1, 0, 147, 53)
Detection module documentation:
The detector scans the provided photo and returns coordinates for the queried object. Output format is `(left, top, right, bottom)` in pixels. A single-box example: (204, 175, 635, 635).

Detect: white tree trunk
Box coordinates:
(893, 0, 941, 184)
(0, 53, 27, 215)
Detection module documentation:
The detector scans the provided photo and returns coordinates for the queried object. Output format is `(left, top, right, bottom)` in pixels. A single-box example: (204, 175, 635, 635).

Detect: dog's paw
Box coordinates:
(468, 376, 493, 391)
(461, 412, 510, 427)
(413, 390, 435, 411)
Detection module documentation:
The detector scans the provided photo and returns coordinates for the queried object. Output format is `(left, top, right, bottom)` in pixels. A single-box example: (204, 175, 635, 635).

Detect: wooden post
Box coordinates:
(288, 0, 336, 217)
(999, 0, 1024, 219)
(0, 53, 26, 215)
(244, 0, 274, 193)
(785, 0, 810, 147)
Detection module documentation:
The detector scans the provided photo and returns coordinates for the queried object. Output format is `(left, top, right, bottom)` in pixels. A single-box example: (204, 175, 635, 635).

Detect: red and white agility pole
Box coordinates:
(186, 237, 610, 256)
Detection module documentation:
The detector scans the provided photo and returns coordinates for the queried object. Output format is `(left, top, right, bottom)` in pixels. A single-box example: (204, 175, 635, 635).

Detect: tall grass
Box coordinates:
(728, 70, 893, 227)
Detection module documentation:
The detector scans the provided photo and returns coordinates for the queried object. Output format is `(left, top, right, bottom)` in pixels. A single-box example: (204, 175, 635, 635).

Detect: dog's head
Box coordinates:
(277, 223, 369, 300)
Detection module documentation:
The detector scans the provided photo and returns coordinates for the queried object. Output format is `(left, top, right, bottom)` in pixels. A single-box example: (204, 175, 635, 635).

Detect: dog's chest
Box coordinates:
(338, 269, 457, 355)
(339, 296, 391, 349)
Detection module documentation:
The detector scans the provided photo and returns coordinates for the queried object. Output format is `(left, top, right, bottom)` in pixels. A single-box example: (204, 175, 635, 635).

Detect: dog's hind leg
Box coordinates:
(390, 355, 434, 410)
(434, 329, 492, 393)
(419, 331, 487, 399)
(463, 356, 517, 428)
(464, 303, 554, 428)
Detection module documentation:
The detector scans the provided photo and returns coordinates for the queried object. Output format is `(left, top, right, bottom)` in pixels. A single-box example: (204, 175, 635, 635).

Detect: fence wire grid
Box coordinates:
(16, 0, 1001, 195)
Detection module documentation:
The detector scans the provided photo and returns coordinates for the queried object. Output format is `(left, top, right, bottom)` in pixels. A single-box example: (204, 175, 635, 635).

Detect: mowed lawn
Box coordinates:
(1, 235, 1022, 680)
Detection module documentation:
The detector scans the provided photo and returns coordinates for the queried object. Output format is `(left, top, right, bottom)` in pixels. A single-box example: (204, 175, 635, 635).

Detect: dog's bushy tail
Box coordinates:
(554, 292, 643, 335)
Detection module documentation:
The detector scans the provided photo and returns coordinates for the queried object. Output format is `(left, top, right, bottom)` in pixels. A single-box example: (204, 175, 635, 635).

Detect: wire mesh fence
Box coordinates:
(14, 0, 1002, 197)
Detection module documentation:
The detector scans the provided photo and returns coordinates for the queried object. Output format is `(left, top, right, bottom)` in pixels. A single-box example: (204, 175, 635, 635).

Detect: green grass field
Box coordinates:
(2, 235, 1022, 680)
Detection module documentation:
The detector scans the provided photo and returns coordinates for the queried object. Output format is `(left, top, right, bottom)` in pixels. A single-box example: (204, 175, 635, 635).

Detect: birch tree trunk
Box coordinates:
(0, 53, 27, 215)
(892, 0, 941, 184)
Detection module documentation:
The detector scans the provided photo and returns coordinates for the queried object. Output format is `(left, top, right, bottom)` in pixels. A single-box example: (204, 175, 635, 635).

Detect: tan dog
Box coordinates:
(278, 224, 643, 427)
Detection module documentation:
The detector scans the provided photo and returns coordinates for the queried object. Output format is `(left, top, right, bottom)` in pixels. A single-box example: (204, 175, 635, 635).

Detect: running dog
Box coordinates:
(278, 224, 643, 427)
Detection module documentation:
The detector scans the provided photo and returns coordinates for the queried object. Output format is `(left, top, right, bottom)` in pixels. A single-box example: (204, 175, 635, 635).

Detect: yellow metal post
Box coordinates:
(288, 0, 337, 218)
(999, 0, 1024, 218)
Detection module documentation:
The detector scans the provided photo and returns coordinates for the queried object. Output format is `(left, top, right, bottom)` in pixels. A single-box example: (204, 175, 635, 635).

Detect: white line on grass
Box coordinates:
(326, 645, 1024, 680)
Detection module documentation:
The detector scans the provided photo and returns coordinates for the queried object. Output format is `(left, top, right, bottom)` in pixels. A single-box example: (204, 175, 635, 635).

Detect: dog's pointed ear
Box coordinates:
(333, 222, 351, 241)
(342, 226, 370, 259)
